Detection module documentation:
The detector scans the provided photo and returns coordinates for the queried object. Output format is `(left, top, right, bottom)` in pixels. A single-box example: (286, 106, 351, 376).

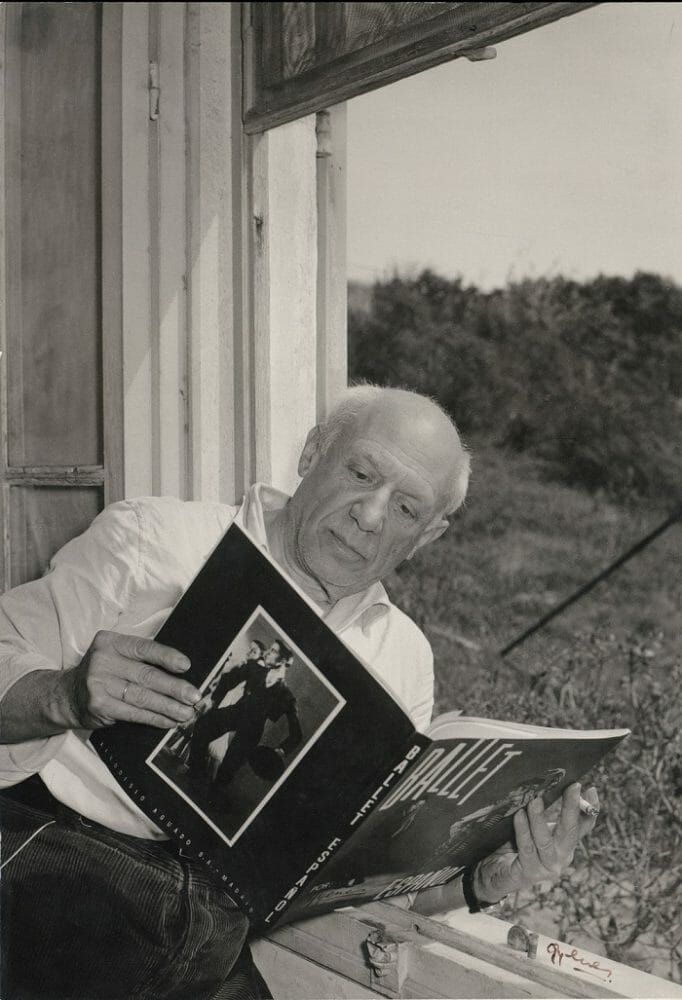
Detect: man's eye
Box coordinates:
(399, 502, 416, 519)
(350, 467, 369, 482)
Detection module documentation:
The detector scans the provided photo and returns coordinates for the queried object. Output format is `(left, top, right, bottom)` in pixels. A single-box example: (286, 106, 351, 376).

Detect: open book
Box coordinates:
(91, 523, 628, 932)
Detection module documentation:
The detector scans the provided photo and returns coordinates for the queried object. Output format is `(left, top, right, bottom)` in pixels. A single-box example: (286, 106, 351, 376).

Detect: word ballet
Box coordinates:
(379, 739, 523, 809)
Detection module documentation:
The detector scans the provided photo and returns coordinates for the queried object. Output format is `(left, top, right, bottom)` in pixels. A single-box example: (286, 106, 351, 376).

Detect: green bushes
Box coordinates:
(349, 270, 682, 505)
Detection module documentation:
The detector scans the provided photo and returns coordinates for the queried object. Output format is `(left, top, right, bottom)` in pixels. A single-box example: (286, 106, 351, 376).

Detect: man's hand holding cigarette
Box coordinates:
(472, 782, 600, 905)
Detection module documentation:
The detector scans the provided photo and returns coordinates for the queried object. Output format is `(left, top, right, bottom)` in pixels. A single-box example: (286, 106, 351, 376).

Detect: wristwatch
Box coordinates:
(461, 864, 498, 913)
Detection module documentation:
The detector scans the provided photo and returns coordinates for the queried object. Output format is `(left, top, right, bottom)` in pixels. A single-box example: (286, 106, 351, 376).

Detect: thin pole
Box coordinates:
(499, 504, 682, 658)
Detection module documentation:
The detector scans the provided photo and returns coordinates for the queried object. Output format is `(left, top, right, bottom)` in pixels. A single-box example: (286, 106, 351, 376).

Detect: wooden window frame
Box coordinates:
(243, 2, 597, 134)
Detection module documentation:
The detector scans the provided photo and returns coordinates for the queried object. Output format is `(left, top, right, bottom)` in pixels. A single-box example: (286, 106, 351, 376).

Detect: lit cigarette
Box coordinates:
(579, 797, 599, 818)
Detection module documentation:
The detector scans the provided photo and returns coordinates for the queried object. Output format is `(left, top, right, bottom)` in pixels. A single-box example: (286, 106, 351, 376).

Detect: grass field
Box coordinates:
(384, 443, 682, 982)
(386, 443, 681, 707)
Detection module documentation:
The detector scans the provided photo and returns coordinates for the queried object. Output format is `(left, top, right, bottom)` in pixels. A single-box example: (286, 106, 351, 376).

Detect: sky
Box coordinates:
(347, 2, 682, 290)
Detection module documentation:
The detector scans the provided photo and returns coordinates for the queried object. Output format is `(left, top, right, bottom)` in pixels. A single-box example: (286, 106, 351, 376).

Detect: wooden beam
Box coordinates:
(155, 2, 188, 498)
(101, 2, 125, 504)
(315, 105, 348, 422)
(258, 902, 682, 999)
(252, 937, 381, 1000)
(185, 2, 243, 503)
(0, 1, 9, 588)
(250, 116, 318, 494)
(3, 467, 105, 487)
(120, 2, 153, 497)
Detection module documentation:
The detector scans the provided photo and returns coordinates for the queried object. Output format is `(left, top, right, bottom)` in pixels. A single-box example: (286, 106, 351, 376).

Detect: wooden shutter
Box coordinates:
(243, 2, 597, 133)
(0, 2, 118, 588)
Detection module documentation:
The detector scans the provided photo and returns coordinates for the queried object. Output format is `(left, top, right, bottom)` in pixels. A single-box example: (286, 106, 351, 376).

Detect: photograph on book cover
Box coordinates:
(146, 606, 346, 845)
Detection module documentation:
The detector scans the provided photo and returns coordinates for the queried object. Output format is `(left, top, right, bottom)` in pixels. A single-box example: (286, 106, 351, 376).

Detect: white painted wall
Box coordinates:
(251, 118, 319, 494)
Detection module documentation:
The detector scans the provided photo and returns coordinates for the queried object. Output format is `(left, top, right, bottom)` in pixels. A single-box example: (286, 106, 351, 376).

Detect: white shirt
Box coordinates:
(0, 485, 434, 838)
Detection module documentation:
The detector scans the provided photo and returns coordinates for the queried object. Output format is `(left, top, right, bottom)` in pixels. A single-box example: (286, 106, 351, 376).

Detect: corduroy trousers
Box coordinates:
(0, 779, 272, 1000)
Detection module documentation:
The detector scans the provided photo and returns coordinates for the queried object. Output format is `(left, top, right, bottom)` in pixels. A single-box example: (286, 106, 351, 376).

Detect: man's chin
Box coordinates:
(306, 557, 372, 597)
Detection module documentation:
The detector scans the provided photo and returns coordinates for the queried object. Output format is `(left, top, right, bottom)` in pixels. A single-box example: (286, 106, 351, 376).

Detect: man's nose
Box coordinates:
(350, 490, 389, 532)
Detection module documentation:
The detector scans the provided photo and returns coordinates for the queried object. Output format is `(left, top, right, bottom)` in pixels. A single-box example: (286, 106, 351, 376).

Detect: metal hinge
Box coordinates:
(149, 62, 160, 121)
(316, 110, 332, 158)
(364, 925, 408, 994)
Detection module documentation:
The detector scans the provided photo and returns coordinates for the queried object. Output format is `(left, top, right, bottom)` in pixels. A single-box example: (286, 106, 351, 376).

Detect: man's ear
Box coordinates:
(297, 425, 324, 478)
(407, 517, 449, 559)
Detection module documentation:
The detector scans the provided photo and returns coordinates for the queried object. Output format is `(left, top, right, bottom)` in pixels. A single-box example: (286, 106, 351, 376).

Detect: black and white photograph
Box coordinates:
(0, 3, 680, 999)
(147, 608, 345, 844)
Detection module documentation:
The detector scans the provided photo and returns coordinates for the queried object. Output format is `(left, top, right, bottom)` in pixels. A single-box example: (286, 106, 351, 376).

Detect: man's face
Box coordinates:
(264, 642, 281, 667)
(286, 400, 455, 599)
(247, 642, 262, 660)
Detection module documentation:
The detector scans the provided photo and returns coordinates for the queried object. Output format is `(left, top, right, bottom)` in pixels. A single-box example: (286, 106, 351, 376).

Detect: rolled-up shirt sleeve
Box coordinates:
(0, 500, 141, 784)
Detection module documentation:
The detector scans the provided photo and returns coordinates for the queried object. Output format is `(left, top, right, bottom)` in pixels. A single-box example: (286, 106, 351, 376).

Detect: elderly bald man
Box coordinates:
(0, 386, 598, 1000)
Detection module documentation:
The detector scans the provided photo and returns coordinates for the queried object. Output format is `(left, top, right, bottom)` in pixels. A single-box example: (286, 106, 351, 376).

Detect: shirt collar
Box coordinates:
(235, 482, 391, 632)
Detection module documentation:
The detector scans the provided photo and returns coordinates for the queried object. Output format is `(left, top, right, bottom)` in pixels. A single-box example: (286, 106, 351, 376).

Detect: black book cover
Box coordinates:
(91, 523, 422, 928)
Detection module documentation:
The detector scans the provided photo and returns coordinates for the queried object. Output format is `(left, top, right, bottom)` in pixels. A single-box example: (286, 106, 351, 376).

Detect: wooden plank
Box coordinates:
(185, 2, 240, 503)
(359, 903, 612, 998)
(120, 2, 153, 498)
(101, 2, 125, 504)
(5, 2, 102, 467)
(250, 116, 318, 494)
(403, 939, 556, 999)
(1, 4, 109, 588)
(0, 1, 10, 589)
(249, 128, 273, 489)
(315, 104, 348, 423)
(8, 484, 102, 586)
(262, 903, 681, 1000)
(262, 908, 550, 999)
(156, 1, 187, 498)
(4, 469, 105, 487)
(251, 938, 382, 1000)
(4, 465, 104, 475)
(359, 903, 682, 999)
(264, 909, 394, 995)
(244, 2, 597, 133)
(231, 3, 254, 501)
(3, 2, 24, 483)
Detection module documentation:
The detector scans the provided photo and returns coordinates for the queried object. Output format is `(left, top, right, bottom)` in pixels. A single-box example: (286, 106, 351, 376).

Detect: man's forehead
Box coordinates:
(344, 438, 435, 500)
(339, 398, 460, 494)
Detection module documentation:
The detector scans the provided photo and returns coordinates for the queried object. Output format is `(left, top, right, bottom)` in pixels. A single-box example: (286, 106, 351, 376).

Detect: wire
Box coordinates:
(499, 503, 682, 658)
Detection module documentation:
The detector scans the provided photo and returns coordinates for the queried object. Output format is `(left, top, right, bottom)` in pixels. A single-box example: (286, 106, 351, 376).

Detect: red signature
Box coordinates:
(547, 942, 613, 982)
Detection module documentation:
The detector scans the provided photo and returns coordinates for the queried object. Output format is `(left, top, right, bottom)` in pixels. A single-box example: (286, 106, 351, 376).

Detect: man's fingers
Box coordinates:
(115, 682, 196, 724)
(553, 783, 582, 852)
(114, 701, 187, 729)
(544, 798, 563, 822)
(517, 799, 562, 878)
(101, 632, 200, 706)
(71, 632, 199, 730)
(128, 661, 200, 706)
(513, 808, 541, 865)
(108, 632, 190, 674)
(526, 797, 560, 862)
(482, 785, 600, 899)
